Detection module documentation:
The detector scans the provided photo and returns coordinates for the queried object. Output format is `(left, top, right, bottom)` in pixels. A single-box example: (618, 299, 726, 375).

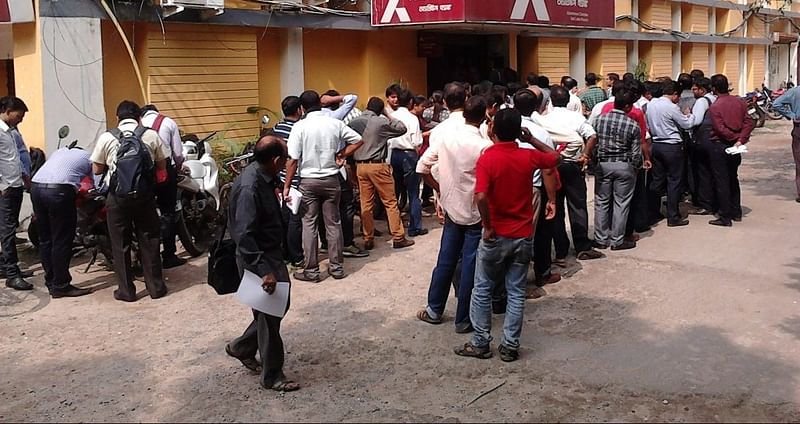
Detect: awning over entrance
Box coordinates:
(0, 0, 34, 23)
(372, 0, 614, 29)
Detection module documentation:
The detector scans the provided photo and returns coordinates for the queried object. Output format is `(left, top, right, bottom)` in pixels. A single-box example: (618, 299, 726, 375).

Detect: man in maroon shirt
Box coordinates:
(454, 108, 560, 362)
(707, 74, 755, 227)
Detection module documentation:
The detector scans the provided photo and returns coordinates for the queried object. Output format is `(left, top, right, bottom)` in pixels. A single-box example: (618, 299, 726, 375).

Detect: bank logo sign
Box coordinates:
(510, 0, 550, 21)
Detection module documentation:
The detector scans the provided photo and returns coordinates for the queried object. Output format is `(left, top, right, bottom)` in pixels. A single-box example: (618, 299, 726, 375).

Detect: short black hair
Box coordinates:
(397, 89, 414, 108)
(662, 80, 681, 96)
(412, 95, 428, 108)
(711, 74, 729, 94)
(486, 88, 506, 109)
(463, 95, 487, 125)
(625, 79, 644, 99)
(281, 95, 302, 117)
(690, 69, 705, 80)
(116, 100, 141, 121)
(253, 135, 287, 165)
(550, 85, 570, 107)
(507, 81, 524, 95)
(537, 75, 550, 88)
(366, 97, 384, 115)
(561, 76, 578, 90)
(141, 104, 158, 115)
(586, 72, 599, 85)
(608, 73, 620, 82)
(694, 77, 712, 93)
(614, 90, 636, 110)
(622, 72, 635, 82)
(526, 72, 539, 86)
(322, 89, 340, 97)
(385, 84, 403, 98)
(678, 73, 694, 91)
(611, 81, 626, 98)
(299, 90, 321, 112)
(0, 96, 29, 113)
(513, 88, 540, 117)
(444, 82, 467, 110)
(492, 108, 522, 142)
(645, 81, 663, 98)
(431, 90, 444, 104)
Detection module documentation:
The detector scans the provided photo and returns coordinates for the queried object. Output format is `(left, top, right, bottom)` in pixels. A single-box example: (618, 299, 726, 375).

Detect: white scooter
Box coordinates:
(175, 132, 221, 256)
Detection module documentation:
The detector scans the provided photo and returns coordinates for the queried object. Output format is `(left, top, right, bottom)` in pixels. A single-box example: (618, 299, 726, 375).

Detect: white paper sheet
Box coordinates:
(287, 187, 303, 215)
(235, 269, 290, 318)
(725, 145, 748, 155)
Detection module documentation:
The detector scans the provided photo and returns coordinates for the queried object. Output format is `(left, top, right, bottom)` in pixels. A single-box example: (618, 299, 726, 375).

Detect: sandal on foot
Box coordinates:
(225, 344, 261, 373)
(262, 379, 301, 392)
(498, 344, 519, 362)
(454, 342, 492, 359)
(417, 309, 442, 325)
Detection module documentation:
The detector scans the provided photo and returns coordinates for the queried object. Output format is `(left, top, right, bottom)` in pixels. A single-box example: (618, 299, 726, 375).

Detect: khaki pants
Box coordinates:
(356, 163, 405, 242)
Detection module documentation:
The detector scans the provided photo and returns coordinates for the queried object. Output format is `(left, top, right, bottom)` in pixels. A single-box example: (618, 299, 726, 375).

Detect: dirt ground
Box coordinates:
(2, 120, 800, 423)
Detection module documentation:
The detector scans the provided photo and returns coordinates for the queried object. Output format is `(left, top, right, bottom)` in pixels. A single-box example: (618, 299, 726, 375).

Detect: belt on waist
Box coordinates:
(652, 139, 682, 144)
(597, 158, 632, 163)
(32, 182, 75, 190)
(393, 148, 417, 152)
(355, 159, 385, 164)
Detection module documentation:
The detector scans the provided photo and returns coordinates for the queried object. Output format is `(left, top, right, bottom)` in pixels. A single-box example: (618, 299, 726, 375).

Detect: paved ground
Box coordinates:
(1, 120, 800, 422)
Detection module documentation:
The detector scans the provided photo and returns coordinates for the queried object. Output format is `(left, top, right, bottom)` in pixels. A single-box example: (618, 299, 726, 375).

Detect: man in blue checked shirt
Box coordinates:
(771, 86, 800, 203)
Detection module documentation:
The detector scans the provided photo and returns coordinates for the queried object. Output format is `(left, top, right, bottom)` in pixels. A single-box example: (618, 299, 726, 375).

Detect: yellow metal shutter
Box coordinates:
(147, 24, 260, 142)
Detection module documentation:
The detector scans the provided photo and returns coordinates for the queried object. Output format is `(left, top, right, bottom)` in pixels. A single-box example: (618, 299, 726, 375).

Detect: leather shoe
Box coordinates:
(162, 255, 187, 269)
(393, 238, 415, 249)
(50, 285, 92, 298)
(688, 207, 713, 215)
(6, 276, 33, 291)
(113, 289, 138, 302)
(455, 321, 474, 334)
(0, 269, 34, 279)
(611, 240, 637, 251)
(732, 216, 742, 222)
(667, 219, 690, 227)
(709, 218, 732, 227)
(364, 240, 375, 251)
(535, 273, 562, 286)
(293, 271, 321, 283)
(408, 228, 429, 237)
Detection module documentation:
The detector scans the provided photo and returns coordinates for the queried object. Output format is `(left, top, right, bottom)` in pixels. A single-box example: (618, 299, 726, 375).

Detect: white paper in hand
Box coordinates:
(725, 145, 748, 155)
(235, 269, 290, 318)
(287, 187, 303, 215)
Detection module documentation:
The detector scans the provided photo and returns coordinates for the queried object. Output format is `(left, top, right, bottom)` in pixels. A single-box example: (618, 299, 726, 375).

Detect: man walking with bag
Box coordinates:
(91, 101, 169, 302)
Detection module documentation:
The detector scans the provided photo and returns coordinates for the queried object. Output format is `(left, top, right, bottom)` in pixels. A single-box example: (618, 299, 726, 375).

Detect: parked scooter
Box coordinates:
(177, 132, 222, 256)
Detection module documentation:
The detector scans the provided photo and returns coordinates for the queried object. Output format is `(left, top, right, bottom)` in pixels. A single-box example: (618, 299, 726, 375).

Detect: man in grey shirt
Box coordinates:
(348, 97, 414, 250)
(645, 80, 694, 227)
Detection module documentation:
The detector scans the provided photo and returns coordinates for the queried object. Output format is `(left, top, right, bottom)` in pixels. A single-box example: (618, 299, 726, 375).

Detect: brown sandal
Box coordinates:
(416, 309, 443, 324)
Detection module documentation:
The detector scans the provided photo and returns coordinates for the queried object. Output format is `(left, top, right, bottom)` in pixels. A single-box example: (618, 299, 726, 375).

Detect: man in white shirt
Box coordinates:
(561, 76, 583, 113)
(428, 82, 467, 150)
(91, 100, 170, 302)
(284, 91, 364, 282)
(140, 105, 186, 269)
(389, 89, 427, 237)
(416, 91, 492, 334)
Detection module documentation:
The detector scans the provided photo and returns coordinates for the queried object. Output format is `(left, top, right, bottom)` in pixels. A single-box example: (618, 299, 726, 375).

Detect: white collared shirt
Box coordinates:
(0, 119, 22, 191)
(287, 110, 362, 179)
(428, 110, 465, 150)
(532, 108, 595, 160)
(417, 123, 492, 226)
(519, 116, 555, 187)
(388, 107, 422, 151)
(589, 97, 615, 124)
(567, 92, 582, 113)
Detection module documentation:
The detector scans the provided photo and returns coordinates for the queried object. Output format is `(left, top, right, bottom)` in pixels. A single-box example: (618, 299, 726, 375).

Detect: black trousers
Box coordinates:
(31, 184, 76, 291)
(708, 141, 742, 221)
(0, 186, 23, 278)
(155, 163, 178, 259)
(533, 188, 555, 281)
(648, 143, 685, 223)
(281, 202, 304, 264)
(552, 161, 591, 254)
(106, 193, 166, 299)
(229, 309, 286, 387)
(625, 169, 650, 236)
(693, 137, 717, 212)
(319, 174, 355, 247)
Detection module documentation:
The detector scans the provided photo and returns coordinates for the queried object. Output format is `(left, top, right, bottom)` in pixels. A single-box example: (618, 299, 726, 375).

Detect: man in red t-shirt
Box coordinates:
(454, 108, 560, 362)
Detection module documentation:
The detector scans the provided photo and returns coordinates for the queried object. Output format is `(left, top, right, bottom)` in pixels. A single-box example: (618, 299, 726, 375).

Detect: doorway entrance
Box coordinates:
(423, 32, 511, 95)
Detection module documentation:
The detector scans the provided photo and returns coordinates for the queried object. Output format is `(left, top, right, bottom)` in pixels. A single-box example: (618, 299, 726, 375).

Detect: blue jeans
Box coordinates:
(470, 236, 533, 350)
(426, 215, 482, 326)
(391, 150, 422, 232)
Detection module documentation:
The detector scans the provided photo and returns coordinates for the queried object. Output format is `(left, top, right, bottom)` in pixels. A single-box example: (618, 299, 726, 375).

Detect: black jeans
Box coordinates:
(648, 143, 685, 223)
(0, 186, 23, 278)
(155, 163, 178, 260)
(281, 201, 304, 264)
(708, 140, 742, 221)
(552, 161, 591, 254)
(625, 169, 650, 236)
(106, 193, 166, 299)
(229, 309, 286, 387)
(693, 137, 717, 212)
(31, 184, 77, 291)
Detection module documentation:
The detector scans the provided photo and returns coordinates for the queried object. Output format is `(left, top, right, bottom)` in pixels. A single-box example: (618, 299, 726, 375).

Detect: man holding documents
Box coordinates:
(707, 74, 754, 227)
(225, 135, 300, 392)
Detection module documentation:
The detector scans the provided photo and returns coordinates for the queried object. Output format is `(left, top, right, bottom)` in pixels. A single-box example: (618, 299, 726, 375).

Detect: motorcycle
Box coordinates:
(761, 85, 789, 121)
(742, 90, 766, 128)
(177, 132, 222, 257)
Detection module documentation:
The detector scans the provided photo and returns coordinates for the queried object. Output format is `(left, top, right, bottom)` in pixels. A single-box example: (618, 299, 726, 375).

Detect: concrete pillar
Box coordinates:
(508, 32, 518, 71)
(628, 40, 639, 73)
(570, 38, 586, 81)
(673, 41, 682, 78)
(281, 27, 304, 100)
(710, 44, 717, 74)
(740, 45, 747, 93)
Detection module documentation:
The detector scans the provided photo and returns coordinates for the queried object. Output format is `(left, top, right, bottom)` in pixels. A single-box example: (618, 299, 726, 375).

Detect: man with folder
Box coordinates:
(225, 135, 300, 392)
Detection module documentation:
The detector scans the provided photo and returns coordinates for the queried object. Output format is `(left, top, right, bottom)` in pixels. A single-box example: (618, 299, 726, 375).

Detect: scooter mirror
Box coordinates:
(58, 125, 70, 139)
(261, 115, 270, 126)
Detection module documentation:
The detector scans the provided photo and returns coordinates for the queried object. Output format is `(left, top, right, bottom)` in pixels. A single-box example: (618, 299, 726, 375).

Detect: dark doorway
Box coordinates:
(424, 32, 510, 95)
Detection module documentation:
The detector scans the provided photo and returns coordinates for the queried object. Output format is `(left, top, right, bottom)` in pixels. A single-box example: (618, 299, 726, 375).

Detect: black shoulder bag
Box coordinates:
(207, 218, 240, 295)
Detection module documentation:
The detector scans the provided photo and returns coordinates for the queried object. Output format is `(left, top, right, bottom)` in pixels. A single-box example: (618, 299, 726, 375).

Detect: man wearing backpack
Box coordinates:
(91, 101, 170, 302)
(141, 105, 186, 269)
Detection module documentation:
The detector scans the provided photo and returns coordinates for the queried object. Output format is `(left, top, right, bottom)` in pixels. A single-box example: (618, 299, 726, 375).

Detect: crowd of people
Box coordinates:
(1, 64, 786, 392)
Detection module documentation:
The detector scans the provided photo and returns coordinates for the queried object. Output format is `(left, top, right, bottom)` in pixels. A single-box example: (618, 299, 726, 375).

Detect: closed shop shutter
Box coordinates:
(716, 45, 740, 94)
(148, 25, 260, 142)
(681, 43, 709, 73)
(536, 38, 570, 78)
(649, 41, 672, 79)
(747, 45, 766, 91)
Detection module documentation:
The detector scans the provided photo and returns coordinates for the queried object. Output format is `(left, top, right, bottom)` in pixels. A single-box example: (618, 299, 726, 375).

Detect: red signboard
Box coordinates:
(372, 0, 614, 28)
(372, 0, 465, 26)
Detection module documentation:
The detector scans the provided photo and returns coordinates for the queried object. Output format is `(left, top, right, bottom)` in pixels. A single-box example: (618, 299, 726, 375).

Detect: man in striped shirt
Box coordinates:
(274, 96, 304, 269)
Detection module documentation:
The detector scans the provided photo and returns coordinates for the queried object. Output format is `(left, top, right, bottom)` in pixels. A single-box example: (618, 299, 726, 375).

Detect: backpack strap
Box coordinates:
(133, 125, 149, 139)
(109, 128, 123, 142)
(150, 114, 166, 132)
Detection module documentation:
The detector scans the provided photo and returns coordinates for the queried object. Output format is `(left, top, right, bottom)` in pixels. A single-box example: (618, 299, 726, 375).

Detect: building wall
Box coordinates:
(747, 45, 766, 91)
(256, 29, 285, 124)
(518, 37, 570, 79)
(681, 4, 708, 33)
(639, 0, 672, 32)
(586, 40, 627, 77)
(640, 41, 673, 79)
(0, 61, 8, 96)
(12, 19, 46, 149)
(680, 42, 709, 74)
(101, 21, 146, 131)
(716, 44, 740, 94)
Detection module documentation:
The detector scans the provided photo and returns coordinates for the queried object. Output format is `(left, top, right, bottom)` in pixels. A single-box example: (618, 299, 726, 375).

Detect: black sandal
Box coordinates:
(270, 380, 300, 392)
(454, 343, 492, 359)
(225, 344, 261, 373)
